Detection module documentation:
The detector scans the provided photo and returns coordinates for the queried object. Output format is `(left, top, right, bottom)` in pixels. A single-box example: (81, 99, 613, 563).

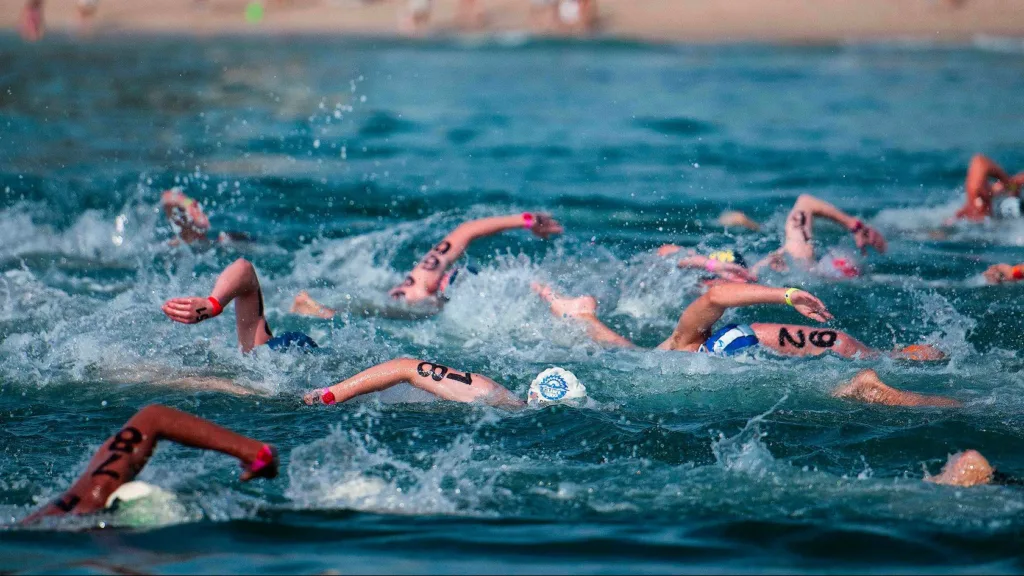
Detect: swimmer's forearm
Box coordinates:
(323, 359, 416, 403)
(576, 314, 637, 348)
(449, 215, 530, 245)
(794, 194, 857, 230)
(705, 284, 790, 309)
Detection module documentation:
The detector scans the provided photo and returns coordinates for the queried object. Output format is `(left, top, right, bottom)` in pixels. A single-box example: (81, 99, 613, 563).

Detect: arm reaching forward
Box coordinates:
(304, 358, 524, 408)
(660, 284, 832, 351)
(389, 213, 563, 303)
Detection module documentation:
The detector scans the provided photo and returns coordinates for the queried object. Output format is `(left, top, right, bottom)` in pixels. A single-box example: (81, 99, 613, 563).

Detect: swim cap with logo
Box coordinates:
(528, 367, 587, 406)
(698, 324, 759, 356)
(708, 249, 748, 268)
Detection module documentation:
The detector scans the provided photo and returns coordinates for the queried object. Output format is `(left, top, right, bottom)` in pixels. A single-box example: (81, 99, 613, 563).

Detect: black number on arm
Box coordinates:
(108, 427, 143, 453)
(778, 328, 806, 348)
(91, 453, 123, 479)
(417, 361, 450, 382)
(420, 254, 442, 272)
(809, 330, 838, 348)
(196, 306, 210, 322)
(445, 371, 474, 386)
(53, 494, 81, 513)
(433, 241, 452, 255)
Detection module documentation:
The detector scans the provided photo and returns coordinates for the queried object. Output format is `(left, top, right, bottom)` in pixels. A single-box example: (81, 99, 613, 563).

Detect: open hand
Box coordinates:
(853, 223, 887, 255)
(162, 297, 220, 324)
(789, 290, 833, 323)
(529, 213, 563, 240)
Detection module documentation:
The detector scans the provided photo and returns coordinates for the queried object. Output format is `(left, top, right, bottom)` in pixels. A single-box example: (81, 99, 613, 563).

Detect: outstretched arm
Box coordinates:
(784, 194, 886, 263)
(304, 358, 523, 408)
(661, 284, 832, 350)
(983, 263, 1024, 284)
(532, 283, 637, 348)
(22, 405, 277, 524)
(390, 213, 563, 301)
(676, 254, 755, 283)
(832, 369, 961, 407)
(162, 258, 273, 352)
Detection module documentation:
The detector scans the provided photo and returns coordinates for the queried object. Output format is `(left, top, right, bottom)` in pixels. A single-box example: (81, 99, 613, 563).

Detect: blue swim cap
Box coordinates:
(266, 331, 319, 353)
(699, 324, 759, 356)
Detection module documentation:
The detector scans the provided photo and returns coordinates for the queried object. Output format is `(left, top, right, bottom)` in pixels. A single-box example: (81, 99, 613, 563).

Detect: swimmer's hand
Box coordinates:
(528, 213, 564, 239)
(302, 389, 322, 406)
(983, 264, 1014, 284)
(162, 296, 223, 324)
(657, 244, 682, 257)
(789, 290, 834, 322)
(239, 445, 278, 482)
(852, 222, 887, 255)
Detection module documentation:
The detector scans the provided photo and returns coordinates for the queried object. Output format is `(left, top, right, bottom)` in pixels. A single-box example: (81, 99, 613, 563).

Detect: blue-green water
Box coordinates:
(2, 34, 1024, 573)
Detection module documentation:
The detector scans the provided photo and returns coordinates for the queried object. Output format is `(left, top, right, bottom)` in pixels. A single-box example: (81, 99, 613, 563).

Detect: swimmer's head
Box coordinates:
(528, 367, 587, 406)
(816, 251, 861, 279)
(708, 249, 748, 269)
(996, 196, 1022, 219)
(698, 324, 759, 356)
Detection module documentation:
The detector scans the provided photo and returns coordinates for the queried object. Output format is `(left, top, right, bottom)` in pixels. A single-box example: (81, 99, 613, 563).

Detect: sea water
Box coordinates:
(1, 35, 1023, 573)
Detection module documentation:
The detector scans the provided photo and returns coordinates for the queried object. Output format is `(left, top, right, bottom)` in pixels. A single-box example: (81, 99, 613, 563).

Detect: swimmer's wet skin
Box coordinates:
(752, 194, 886, 277)
(162, 258, 317, 353)
(303, 359, 585, 409)
(950, 154, 1024, 223)
(983, 262, 1024, 284)
(20, 405, 277, 525)
(533, 282, 944, 360)
(291, 212, 563, 318)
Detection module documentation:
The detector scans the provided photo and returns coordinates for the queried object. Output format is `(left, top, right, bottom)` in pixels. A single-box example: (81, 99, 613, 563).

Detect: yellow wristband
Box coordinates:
(784, 288, 799, 306)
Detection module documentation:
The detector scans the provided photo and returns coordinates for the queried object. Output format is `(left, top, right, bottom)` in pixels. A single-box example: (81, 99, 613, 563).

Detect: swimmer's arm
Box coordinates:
(677, 255, 755, 282)
(791, 194, 859, 230)
(789, 194, 886, 255)
(443, 213, 563, 258)
(832, 369, 962, 407)
(667, 284, 832, 348)
(306, 358, 524, 407)
(967, 154, 1013, 191)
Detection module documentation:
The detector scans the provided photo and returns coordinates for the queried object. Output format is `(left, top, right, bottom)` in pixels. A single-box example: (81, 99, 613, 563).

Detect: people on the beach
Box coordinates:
(303, 361, 585, 409)
(21, 404, 277, 524)
(162, 258, 318, 353)
(533, 282, 943, 360)
(291, 212, 563, 317)
(948, 154, 1024, 222)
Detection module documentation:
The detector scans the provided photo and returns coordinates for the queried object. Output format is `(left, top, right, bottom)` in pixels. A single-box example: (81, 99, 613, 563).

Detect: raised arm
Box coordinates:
(162, 258, 273, 352)
(661, 284, 832, 350)
(303, 358, 523, 408)
(390, 212, 563, 302)
(784, 194, 886, 262)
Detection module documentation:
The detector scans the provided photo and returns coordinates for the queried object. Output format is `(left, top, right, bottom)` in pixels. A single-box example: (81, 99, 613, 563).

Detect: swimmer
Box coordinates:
(162, 258, 318, 353)
(925, 449, 1023, 488)
(291, 212, 563, 317)
(161, 188, 250, 247)
(533, 282, 943, 360)
(982, 262, 1024, 284)
(948, 154, 1024, 223)
(656, 246, 757, 284)
(20, 404, 277, 524)
(832, 369, 961, 407)
(303, 361, 585, 410)
(755, 193, 887, 277)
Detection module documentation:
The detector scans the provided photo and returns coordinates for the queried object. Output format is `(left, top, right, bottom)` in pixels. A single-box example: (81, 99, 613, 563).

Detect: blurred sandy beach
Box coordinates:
(4, 0, 1024, 42)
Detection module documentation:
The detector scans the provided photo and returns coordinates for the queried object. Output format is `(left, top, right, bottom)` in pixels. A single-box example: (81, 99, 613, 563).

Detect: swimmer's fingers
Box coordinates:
(530, 214, 563, 239)
(791, 292, 833, 322)
(531, 282, 557, 302)
(161, 297, 207, 324)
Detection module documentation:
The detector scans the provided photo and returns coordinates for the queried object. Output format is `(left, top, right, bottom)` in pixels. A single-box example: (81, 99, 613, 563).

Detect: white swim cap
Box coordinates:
(105, 481, 157, 509)
(528, 367, 587, 406)
(997, 197, 1021, 219)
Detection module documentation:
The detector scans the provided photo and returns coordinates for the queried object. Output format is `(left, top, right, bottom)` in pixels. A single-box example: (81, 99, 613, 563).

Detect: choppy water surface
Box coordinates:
(2, 35, 1024, 573)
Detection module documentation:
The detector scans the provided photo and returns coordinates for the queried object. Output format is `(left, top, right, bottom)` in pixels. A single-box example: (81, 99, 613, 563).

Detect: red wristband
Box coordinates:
(850, 220, 864, 233)
(207, 296, 223, 317)
(245, 444, 275, 475)
(522, 212, 534, 229)
(1012, 265, 1024, 280)
(321, 388, 336, 405)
